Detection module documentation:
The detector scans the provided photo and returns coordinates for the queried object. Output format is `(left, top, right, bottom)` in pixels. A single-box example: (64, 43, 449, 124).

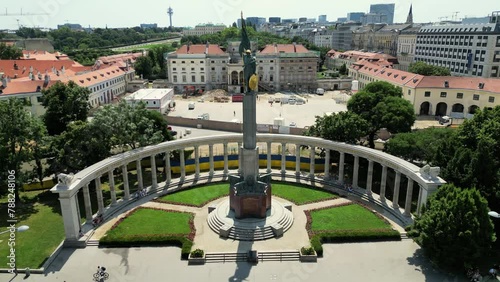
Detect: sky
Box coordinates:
(0, 0, 498, 30)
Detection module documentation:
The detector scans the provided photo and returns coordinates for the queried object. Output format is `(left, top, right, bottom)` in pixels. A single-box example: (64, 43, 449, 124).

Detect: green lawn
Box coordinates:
(104, 208, 191, 237)
(0, 193, 64, 268)
(158, 183, 229, 206)
(271, 182, 338, 205)
(310, 204, 392, 231)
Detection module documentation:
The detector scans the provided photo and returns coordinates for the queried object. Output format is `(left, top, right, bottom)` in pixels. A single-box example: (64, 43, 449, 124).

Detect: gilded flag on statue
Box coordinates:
(239, 12, 251, 57)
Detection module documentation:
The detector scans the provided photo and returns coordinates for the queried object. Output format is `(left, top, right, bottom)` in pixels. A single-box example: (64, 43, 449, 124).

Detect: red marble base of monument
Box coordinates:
(229, 185, 272, 219)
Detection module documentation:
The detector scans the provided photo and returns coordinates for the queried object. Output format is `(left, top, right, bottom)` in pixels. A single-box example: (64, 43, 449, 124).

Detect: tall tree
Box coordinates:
(47, 121, 112, 174)
(0, 43, 22, 59)
(408, 184, 495, 269)
(91, 101, 167, 151)
(134, 56, 154, 79)
(384, 127, 455, 164)
(305, 112, 369, 144)
(347, 81, 416, 148)
(433, 106, 500, 210)
(0, 99, 45, 201)
(339, 63, 347, 75)
(41, 81, 90, 135)
(408, 61, 451, 76)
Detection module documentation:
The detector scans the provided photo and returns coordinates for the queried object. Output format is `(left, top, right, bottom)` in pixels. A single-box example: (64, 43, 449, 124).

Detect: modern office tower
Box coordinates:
(318, 15, 327, 23)
(370, 3, 395, 24)
(347, 12, 365, 22)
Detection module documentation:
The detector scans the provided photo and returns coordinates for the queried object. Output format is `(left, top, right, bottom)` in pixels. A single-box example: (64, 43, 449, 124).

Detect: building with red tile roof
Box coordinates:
(0, 53, 136, 116)
(349, 60, 500, 119)
(256, 43, 319, 91)
(167, 43, 229, 92)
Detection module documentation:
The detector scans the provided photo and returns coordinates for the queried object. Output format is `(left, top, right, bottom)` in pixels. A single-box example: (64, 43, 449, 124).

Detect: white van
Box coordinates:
(316, 88, 325, 95)
(188, 102, 195, 110)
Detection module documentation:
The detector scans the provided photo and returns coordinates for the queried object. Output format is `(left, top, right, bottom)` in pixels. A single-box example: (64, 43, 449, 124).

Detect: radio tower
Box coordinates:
(167, 6, 173, 30)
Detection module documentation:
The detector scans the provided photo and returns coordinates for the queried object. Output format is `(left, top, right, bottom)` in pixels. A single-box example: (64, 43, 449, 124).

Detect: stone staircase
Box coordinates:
(205, 252, 248, 263)
(258, 250, 300, 262)
(207, 205, 294, 241)
(205, 250, 300, 263)
(87, 239, 100, 247)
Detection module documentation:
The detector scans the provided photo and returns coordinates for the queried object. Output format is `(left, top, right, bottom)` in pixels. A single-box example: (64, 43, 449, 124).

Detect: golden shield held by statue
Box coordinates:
(249, 74, 258, 91)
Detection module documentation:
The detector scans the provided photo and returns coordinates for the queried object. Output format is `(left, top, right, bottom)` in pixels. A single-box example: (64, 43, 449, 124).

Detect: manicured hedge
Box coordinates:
(99, 234, 193, 259)
(310, 230, 401, 257)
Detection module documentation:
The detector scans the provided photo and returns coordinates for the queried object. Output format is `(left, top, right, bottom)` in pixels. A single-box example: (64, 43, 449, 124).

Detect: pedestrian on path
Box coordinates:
(234, 111, 236, 116)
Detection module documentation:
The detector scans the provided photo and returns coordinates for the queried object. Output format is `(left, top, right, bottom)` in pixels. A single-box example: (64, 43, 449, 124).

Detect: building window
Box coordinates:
(211, 67, 215, 71)
(191, 68, 195, 71)
(191, 61, 194, 63)
(440, 92, 447, 98)
(489, 96, 495, 103)
(181, 61, 185, 63)
(222, 67, 226, 71)
(173, 75, 177, 82)
(201, 75, 205, 82)
(457, 93, 463, 99)
(182, 75, 186, 82)
(201, 68, 204, 71)
(192, 75, 196, 82)
(270, 75, 274, 82)
(172, 61, 176, 63)
(407, 89, 411, 95)
(473, 94, 479, 100)
(172, 68, 176, 71)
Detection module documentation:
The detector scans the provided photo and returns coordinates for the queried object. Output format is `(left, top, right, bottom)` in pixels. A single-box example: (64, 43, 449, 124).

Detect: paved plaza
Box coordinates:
(2, 193, 468, 282)
(2, 241, 465, 282)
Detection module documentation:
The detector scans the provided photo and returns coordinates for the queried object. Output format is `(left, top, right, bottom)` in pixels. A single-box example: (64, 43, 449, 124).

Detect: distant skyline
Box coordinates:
(0, 0, 498, 30)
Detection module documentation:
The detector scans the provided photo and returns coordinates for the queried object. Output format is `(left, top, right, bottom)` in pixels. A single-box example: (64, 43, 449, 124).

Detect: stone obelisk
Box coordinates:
(229, 13, 271, 219)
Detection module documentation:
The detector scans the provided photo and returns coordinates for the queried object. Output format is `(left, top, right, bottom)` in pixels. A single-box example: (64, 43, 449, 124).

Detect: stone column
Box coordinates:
(266, 142, 272, 173)
(366, 160, 374, 194)
(338, 152, 345, 183)
(209, 144, 214, 176)
(416, 183, 439, 215)
(194, 146, 200, 179)
(150, 155, 157, 189)
(324, 149, 330, 180)
(237, 142, 242, 174)
(95, 176, 105, 215)
(82, 183, 93, 223)
(309, 146, 315, 178)
(58, 193, 81, 242)
(164, 151, 171, 184)
(352, 155, 359, 188)
(393, 171, 401, 208)
(136, 159, 143, 190)
(180, 149, 186, 181)
(122, 164, 130, 200)
(380, 165, 387, 201)
(108, 170, 117, 206)
(404, 177, 414, 216)
(295, 144, 301, 176)
(223, 143, 229, 175)
(281, 142, 287, 174)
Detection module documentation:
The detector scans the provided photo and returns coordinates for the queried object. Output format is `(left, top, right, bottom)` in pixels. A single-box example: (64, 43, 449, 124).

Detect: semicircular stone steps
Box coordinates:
(207, 199, 294, 241)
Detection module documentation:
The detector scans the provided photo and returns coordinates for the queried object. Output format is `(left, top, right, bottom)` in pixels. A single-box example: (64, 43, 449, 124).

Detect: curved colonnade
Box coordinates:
(51, 134, 446, 246)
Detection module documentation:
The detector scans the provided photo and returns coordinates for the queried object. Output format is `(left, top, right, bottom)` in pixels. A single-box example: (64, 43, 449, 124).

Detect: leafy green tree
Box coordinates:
(409, 61, 451, 76)
(41, 81, 90, 135)
(339, 63, 347, 75)
(433, 107, 500, 209)
(408, 184, 495, 269)
(0, 99, 46, 201)
(134, 56, 154, 79)
(0, 43, 22, 59)
(171, 41, 179, 48)
(385, 128, 455, 163)
(91, 101, 168, 151)
(47, 121, 112, 174)
(347, 81, 416, 148)
(305, 112, 369, 144)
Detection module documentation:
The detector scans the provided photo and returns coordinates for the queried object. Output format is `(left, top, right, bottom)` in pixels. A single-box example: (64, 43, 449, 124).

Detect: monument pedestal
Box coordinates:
(229, 173, 272, 219)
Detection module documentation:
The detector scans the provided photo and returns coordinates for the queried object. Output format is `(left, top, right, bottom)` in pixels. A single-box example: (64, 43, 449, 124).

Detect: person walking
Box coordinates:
(233, 111, 236, 116)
